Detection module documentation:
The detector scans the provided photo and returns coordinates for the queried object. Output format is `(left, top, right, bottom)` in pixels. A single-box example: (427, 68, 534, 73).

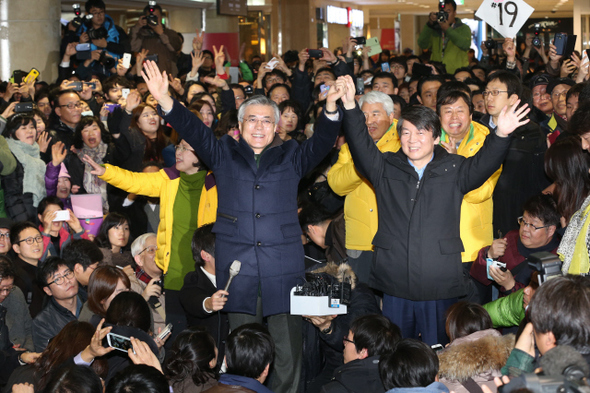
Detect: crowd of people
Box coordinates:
(2, 0, 590, 392)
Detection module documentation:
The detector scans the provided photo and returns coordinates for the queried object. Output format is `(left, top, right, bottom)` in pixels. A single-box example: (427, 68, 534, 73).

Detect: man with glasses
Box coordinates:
(477, 71, 549, 236)
(32, 257, 81, 352)
(10, 222, 46, 318)
(47, 90, 83, 157)
(541, 78, 575, 144)
(470, 194, 560, 303)
(61, 0, 130, 78)
(321, 315, 401, 393)
(143, 60, 342, 393)
(0, 218, 12, 256)
(128, 233, 166, 334)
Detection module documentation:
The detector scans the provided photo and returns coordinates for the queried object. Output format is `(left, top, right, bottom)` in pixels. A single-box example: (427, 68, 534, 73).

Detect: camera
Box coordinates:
(484, 39, 497, 50)
(147, 1, 159, 27)
(87, 26, 108, 41)
(293, 272, 352, 306)
(532, 23, 542, 48)
(71, 3, 85, 29)
(436, 0, 448, 23)
(527, 252, 563, 285)
(98, 51, 116, 69)
(353, 36, 366, 46)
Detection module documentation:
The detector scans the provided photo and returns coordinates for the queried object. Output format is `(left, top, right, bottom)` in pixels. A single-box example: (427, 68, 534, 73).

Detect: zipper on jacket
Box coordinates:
(218, 213, 238, 223)
(412, 180, 421, 203)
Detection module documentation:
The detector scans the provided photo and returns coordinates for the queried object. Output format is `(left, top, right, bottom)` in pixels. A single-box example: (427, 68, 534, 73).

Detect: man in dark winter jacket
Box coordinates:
(338, 75, 530, 346)
(32, 257, 82, 352)
(320, 314, 401, 393)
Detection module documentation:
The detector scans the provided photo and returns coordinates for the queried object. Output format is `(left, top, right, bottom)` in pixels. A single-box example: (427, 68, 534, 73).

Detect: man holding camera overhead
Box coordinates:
(418, 0, 471, 74)
(130, 2, 183, 77)
(61, 0, 130, 78)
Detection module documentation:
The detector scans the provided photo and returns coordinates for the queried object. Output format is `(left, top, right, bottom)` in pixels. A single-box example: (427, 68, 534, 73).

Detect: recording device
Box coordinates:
(527, 252, 563, 285)
(76, 43, 92, 61)
(267, 57, 279, 70)
(146, 1, 159, 27)
(381, 62, 391, 72)
(293, 272, 352, 307)
(71, 3, 85, 29)
(76, 43, 91, 52)
(11, 70, 25, 85)
(320, 84, 330, 95)
(121, 88, 130, 100)
(122, 53, 132, 69)
(14, 102, 33, 113)
(243, 85, 253, 95)
(356, 77, 365, 95)
(106, 332, 134, 353)
(148, 279, 163, 308)
(70, 81, 84, 92)
(532, 24, 543, 49)
(223, 260, 241, 295)
(145, 54, 159, 64)
(554, 34, 577, 59)
(499, 345, 590, 393)
(157, 323, 172, 341)
(104, 103, 121, 113)
(484, 38, 498, 50)
(307, 49, 323, 59)
(84, 81, 97, 89)
(412, 62, 432, 78)
(98, 51, 116, 69)
(436, 0, 448, 22)
(353, 36, 366, 46)
(24, 69, 39, 84)
(87, 26, 108, 41)
(53, 210, 71, 222)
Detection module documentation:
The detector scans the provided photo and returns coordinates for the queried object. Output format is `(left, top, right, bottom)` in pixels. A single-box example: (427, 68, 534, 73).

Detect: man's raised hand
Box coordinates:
(496, 100, 530, 137)
(141, 60, 173, 111)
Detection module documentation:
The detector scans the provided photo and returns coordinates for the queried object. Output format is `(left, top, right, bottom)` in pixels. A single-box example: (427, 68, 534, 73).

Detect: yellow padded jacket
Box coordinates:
(440, 121, 502, 262)
(327, 120, 400, 251)
(100, 164, 218, 273)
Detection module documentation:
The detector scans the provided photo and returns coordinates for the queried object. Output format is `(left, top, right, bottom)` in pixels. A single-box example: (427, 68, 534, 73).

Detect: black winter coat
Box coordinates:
(320, 356, 384, 393)
(1, 156, 36, 223)
(343, 106, 511, 301)
(161, 99, 339, 316)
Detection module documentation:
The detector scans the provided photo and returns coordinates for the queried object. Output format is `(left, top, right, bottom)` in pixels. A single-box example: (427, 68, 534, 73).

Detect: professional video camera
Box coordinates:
(71, 3, 86, 29)
(532, 23, 543, 48)
(294, 272, 352, 305)
(436, 0, 448, 23)
(146, 1, 159, 27)
(87, 26, 108, 40)
(98, 51, 116, 69)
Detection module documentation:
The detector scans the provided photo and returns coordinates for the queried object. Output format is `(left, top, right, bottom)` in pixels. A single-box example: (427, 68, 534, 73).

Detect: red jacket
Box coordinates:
(40, 225, 90, 261)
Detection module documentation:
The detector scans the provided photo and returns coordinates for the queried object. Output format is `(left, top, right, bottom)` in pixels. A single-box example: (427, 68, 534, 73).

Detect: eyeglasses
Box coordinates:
(517, 216, 550, 231)
(59, 102, 83, 110)
(17, 236, 43, 245)
(89, 10, 105, 17)
(482, 90, 508, 98)
(47, 270, 75, 287)
(532, 92, 550, 100)
(551, 91, 568, 99)
(343, 336, 355, 346)
(245, 118, 274, 128)
(265, 77, 284, 85)
(0, 232, 9, 240)
(0, 286, 15, 294)
(175, 144, 193, 153)
(138, 246, 158, 255)
(36, 102, 50, 108)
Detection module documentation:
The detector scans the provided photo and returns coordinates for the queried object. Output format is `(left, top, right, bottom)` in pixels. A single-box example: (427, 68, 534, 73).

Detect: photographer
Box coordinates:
(61, 0, 130, 78)
(130, 3, 182, 77)
(417, 0, 471, 74)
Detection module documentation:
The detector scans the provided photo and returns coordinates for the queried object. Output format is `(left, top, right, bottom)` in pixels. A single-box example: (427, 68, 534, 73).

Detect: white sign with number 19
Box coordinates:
(475, 0, 534, 39)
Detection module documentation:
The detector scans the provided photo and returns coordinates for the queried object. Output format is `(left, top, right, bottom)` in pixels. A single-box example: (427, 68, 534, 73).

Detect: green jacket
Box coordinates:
(483, 289, 525, 328)
(417, 18, 471, 73)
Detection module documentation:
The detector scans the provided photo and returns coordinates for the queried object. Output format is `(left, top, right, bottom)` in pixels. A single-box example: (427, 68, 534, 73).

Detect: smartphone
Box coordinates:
(14, 102, 34, 113)
(307, 49, 323, 59)
(53, 210, 71, 222)
(157, 323, 173, 341)
(353, 36, 366, 46)
(106, 332, 134, 353)
(84, 82, 97, 89)
(356, 77, 365, 95)
(412, 62, 432, 78)
(12, 70, 25, 85)
(554, 33, 566, 56)
(243, 85, 253, 95)
(70, 81, 83, 92)
(381, 62, 391, 73)
(144, 54, 159, 64)
(24, 68, 39, 84)
(121, 88, 130, 100)
(104, 103, 121, 113)
(320, 84, 330, 95)
(122, 53, 132, 69)
(564, 35, 577, 59)
(267, 57, 279, 70)
(75, 43, 91, 52)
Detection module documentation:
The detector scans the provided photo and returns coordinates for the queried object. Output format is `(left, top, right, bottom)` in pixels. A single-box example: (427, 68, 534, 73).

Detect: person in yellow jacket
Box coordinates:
(327, 91, 400, 283)
(437, 90, 501, 264)
(83, 140, 217, 290)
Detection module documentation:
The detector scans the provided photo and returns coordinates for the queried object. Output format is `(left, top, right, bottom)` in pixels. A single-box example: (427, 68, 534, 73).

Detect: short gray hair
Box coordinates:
(237, 95, 280, 125)
(358, 91, 395, 117)
(131, 233, 157, 257)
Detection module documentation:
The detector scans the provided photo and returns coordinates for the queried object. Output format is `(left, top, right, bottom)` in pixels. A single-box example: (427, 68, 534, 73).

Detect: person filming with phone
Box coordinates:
(417, 0, 471, 74)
